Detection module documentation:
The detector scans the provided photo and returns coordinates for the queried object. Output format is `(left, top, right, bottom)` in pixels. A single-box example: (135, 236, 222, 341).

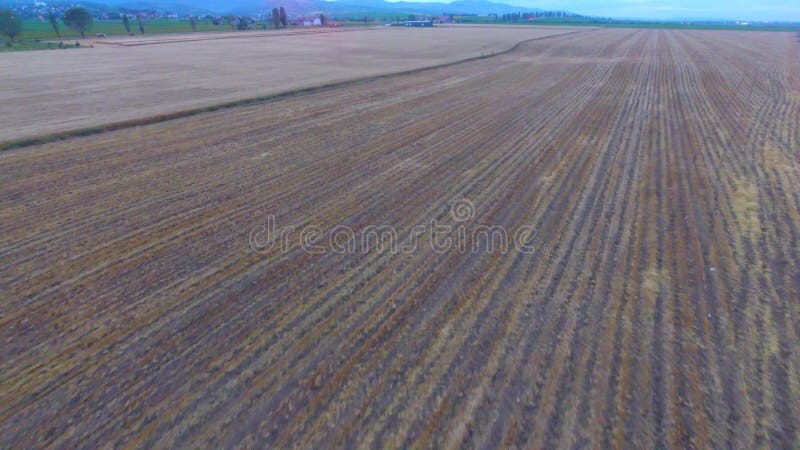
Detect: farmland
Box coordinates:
(15, 19, 396, 41)
(16, 18, 238, 40)
(1, 27, 800, 447)
(0, 25, 579, 144)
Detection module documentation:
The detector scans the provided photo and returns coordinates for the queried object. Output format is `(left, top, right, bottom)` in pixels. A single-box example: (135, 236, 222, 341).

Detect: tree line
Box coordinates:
(1, 5, 310, 44)
(1, 7, 153, 41)
(1, 7, 95, 41)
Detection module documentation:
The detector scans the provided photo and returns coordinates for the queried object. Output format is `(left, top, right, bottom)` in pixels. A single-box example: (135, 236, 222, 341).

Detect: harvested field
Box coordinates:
(93, 27, 380, 46)
(0, 25, 579, 144)
(2, 28, 800, 447)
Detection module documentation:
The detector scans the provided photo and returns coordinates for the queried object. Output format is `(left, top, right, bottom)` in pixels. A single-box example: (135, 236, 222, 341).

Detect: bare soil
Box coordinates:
(1, 28, 799, 448)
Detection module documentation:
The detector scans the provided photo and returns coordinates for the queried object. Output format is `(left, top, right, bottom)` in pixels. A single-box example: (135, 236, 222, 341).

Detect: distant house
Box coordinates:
(403, 20, 433, 27)
(294, 17, 322, 26)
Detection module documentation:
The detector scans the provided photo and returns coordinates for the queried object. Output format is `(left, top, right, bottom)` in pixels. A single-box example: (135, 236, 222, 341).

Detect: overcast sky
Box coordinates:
(392, 0, 800, 21)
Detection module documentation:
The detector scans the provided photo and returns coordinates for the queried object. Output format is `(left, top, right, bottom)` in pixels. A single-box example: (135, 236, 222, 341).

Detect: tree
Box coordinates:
(121, 14, 130, 34)
(279, 7, 287, 27)
(190, 16, 197, 32)
(225, 14, 236, 30)
(48, 12, 60, 38)
(0, 8, 22, 43)
(63, 7, 93, 39)
(272, 8, 281, 28)
(137, 15, 145, 34)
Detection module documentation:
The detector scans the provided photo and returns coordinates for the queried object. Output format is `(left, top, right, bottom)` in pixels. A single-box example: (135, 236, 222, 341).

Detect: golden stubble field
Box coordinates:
(1, 27, 799, 448)
(0, 25, 579, 143)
